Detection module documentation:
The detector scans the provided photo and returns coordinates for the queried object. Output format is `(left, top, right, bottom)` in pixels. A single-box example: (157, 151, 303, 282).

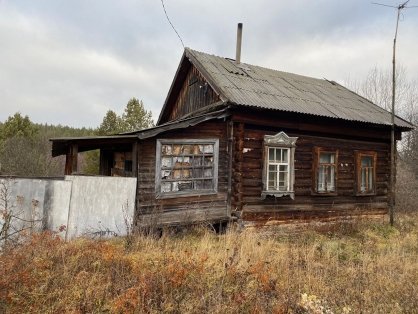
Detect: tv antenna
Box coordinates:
(372, 0, 417, 226)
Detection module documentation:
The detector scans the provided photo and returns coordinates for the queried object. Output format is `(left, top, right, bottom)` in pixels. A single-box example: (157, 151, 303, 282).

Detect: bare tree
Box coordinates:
(345, 66, 418, 176)
(0, 178, 43, 251)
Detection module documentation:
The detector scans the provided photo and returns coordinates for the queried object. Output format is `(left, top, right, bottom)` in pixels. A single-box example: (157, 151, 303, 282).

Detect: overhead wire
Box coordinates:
(160, 0, 185, 49)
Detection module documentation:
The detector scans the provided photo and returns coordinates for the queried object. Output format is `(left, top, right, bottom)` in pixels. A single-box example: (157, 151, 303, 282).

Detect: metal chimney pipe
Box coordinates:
(236, 23, 243, 64)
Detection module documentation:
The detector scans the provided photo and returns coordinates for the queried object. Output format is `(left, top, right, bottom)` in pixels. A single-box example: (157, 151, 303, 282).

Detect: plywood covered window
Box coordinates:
(156, 139, 219, 198)
(313, 148, 338, 194)
(355, 151, 377, 195)
(262, 132, 298, 199)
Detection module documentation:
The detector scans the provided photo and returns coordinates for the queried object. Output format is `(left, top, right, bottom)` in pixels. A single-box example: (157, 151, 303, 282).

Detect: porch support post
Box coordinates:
(132, 142, 138, 177)
(65, 143, 78, 175)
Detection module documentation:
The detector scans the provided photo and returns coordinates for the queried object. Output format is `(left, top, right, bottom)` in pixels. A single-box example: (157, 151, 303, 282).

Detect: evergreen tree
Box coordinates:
(97, 110, 124, 135)
(121, 98, 154, 132)
(0, 112, 38, 142)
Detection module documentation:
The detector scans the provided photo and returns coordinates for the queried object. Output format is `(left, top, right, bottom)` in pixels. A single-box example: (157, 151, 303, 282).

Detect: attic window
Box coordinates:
(155, 139, 219, 198)
(262, 132, 298, 200)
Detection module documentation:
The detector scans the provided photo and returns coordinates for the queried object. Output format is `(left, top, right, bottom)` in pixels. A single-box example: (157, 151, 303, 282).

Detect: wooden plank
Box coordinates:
(233, 109, 401, 141)
(242, 202, 388, 213)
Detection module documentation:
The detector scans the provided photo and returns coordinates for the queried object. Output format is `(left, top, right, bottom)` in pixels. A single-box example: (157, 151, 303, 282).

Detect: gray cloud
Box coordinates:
(0, 0, 417, 127)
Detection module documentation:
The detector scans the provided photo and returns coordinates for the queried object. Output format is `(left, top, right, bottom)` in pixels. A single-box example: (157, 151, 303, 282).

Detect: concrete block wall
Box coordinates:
(0, 176, 136, 241)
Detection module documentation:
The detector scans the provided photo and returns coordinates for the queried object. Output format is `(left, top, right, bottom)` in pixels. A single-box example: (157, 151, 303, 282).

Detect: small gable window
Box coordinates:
(262, 132, 298, 199)
(313, 147, 338, 195)
(155, 139, 219, 198)
(355, 151, 377, 195)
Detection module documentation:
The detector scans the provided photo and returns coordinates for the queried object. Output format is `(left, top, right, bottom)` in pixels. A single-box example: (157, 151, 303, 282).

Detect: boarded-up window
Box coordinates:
(355, 151, 377, 195)
(156, 139, 219, 198)
(313, 148, 338, 194)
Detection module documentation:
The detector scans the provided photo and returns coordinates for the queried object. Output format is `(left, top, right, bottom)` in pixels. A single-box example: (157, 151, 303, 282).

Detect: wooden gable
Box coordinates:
(157, 53, 221, 125)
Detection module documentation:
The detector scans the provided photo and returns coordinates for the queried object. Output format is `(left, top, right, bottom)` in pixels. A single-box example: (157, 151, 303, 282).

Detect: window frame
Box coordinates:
(262, 131, 298, 200)
(355, 150, 377, 196)
(312, 147, 339, 195)
(155, 138, 219, 199)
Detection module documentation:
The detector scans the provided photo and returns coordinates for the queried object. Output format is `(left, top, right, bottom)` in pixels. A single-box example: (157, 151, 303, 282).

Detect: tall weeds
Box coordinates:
(1, 213, 417, 313)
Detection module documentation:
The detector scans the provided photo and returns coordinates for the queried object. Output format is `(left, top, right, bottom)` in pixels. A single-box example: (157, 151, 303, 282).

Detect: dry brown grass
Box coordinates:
(0, 211, 417, 314)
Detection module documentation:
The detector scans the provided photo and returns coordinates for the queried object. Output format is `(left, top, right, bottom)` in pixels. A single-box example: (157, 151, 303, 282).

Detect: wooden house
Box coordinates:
(51, 47, 413, 227)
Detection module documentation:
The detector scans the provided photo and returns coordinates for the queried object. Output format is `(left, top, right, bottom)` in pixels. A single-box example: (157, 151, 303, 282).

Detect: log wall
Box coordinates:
(233, 122, 391, 223)
(135, 120, 229, 226)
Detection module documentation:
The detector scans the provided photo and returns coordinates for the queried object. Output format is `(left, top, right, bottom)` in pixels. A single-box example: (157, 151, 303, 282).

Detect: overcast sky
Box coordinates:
(1, 0, 417, 128)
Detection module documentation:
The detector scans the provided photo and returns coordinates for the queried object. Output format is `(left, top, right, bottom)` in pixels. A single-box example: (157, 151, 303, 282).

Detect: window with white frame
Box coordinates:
(155, 139, 219, 198)
(267, 147, 290, 191)
(262, 132, 298, 199)
(313, 148, 338, 194)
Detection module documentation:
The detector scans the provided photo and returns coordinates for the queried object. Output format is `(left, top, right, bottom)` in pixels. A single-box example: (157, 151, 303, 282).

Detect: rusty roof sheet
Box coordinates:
(186, 48, 413, 129)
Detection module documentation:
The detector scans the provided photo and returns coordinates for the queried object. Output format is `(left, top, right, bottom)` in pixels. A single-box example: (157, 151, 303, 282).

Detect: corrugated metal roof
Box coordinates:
(186, 48, 413, 129)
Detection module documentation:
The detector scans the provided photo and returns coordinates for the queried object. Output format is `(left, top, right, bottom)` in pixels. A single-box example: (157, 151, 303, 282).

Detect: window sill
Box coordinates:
(261, 191, 295, 200)
(311, 191, 338, 197)
(355, 192, 376, 197)
(156, 190, 218, 199)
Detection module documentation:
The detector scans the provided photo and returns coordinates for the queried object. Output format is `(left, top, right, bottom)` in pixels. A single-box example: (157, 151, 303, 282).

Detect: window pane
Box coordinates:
(172, 145, 182, 155)
(162, 145, 172, 155)
(368, 170, 373, 190)
(182, 145, 193, 154)
(361, 167, 373, 192)
(361, 168, 367, 192)
(204, 145, 214, 154)
(161, 170, 171, 180)
(192, 145, 202, 154)
(277, 170, 288, 190)
(203, 180, 213, 189)
(182, 169, 191, 179)
(161, 182, 171, 193)
(318, 166, 326, 191)
(173, 168, 182, 179)
(178, 181, 193, 191)
(318, 165, 335, 192)
(269, 148, 275, 161)
(327, 166, 335, 191)
(193, 156, 203, 166)
(195, 180, 204, 190)
(268, 164, 277, 190)
(192, 168, 203, 178)
(204, 156, 213, 166)
(276, 148, 282, 163)
(204, 168, 212, 178)
(361, 156, 372, 167)
(319, 152, 334, 164)
(158, 140, 217, 194)
(161, 157, 172, 168)
(282, 149, 288, 163)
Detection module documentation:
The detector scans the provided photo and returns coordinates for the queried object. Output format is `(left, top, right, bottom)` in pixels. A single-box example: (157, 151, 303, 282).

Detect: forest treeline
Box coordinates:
(0, 98, 153, 177)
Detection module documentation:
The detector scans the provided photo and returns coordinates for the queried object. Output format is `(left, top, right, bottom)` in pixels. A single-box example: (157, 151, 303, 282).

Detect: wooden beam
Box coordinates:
(71, 144, 78, 174)
(132, 142, 138, 177)
(64, 143, 78, 175)
(65, 147, 72, 175)
(231, 111, 402, 141)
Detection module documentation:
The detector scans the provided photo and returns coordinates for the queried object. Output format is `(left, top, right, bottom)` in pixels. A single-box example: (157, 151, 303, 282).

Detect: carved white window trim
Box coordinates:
(262, 131, 298, 200)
